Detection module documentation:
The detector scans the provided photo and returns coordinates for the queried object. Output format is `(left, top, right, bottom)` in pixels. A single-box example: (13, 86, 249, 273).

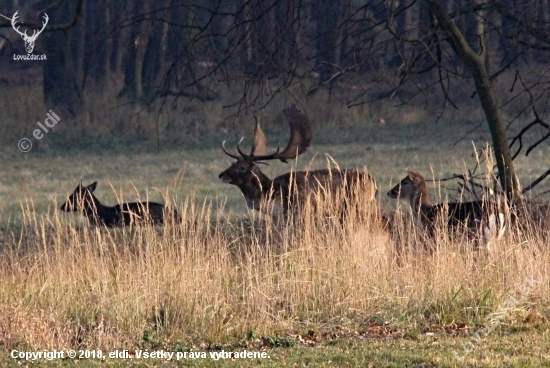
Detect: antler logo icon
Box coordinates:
(11, 11, 49, 54)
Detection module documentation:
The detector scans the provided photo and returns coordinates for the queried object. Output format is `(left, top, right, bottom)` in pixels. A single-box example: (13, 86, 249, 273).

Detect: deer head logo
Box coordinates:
(11, 11, 48, 54)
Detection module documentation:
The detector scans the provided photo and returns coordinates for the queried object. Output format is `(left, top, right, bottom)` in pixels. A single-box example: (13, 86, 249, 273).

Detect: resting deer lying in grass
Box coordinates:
(219, 104, 378, 220)
(387, 169, 506, 250)
(60, 181, 179, 227)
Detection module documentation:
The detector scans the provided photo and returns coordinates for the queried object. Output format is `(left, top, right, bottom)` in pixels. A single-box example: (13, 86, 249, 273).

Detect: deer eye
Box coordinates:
(237, 165, 248, 173)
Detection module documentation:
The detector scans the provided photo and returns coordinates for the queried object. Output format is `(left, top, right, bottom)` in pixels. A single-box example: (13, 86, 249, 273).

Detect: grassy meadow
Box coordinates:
(1, 85, 550, 367)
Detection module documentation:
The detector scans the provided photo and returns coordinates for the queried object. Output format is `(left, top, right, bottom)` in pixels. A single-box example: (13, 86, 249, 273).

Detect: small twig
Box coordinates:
(522, 168, 550, 194)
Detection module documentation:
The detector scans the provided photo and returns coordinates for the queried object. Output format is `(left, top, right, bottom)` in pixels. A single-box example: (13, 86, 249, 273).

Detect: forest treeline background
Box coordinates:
(1, 0, 550, 198)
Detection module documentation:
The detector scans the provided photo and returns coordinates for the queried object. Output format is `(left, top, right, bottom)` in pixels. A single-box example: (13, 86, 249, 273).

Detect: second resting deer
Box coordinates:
(60, 181, 179, 227)
(387, 169, 506, 249)
(219, 104, 378, 220)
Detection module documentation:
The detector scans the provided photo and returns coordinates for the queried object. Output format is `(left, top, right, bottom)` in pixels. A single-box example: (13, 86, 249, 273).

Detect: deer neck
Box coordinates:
(83, 194, 109, 223)
(410, 186, 433, 215)
(239, 172, 273, 211)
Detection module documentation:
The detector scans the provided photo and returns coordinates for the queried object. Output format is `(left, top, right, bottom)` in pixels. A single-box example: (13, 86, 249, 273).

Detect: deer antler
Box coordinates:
(222, 140, 242, 160)
(250, 115, 267, 156)
(274, 104, 313, 162)
(221, 104, 312, 163)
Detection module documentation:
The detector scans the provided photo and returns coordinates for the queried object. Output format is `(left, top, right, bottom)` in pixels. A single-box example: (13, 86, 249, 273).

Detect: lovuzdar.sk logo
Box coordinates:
(11, 10, 48, 60)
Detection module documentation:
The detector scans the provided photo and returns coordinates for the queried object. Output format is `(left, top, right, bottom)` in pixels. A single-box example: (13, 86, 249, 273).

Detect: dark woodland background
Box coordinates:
(0, 0, 549, 160)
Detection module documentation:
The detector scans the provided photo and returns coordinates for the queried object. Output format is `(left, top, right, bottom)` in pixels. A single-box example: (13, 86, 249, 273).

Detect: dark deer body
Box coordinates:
(219, 104, 377, 219)
(60, 182, 179, 227)
(221, 166, 376, 217)
(387, 169, 505, 247)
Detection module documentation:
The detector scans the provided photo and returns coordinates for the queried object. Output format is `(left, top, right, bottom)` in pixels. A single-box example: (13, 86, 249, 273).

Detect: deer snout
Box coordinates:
(219, 171, 232, 183)
(387, 182, 402, 198)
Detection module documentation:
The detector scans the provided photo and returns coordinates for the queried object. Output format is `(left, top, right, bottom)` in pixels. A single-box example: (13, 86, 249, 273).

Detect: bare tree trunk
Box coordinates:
(104, 2, 112, 78)
(425, 0, 521, 200)
(83, 0, 109, 90)
(120, 0, 150, 100)
(142, 16, 164, 99)
(159, 7, 169, 75)
(484, 3, 501, 75)
(474, 0, 487, 65)
(110, 1, 123, 74)
(43, 0, 83, 118)
(164, 2, 189, 92)
(405, 0, 419, 40)
(339, 0, 351, 67)
(239, 0, 253, 74)
(316, 0, 339, 81)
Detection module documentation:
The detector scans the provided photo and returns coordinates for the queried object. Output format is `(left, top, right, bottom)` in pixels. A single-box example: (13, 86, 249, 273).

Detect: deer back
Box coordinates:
(116, 201, 179, 226)
(268, 168, 378, 218)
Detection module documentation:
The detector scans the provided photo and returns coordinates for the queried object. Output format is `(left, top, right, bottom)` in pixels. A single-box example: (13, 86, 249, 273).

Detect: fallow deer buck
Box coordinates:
(219, 104, 378, 220)
(387, 169, 506, 250)
(60, 181, 179, 227)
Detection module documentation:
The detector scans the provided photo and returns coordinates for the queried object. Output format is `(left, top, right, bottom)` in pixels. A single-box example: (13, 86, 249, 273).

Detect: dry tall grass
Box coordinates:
(0, 172, 548, 353)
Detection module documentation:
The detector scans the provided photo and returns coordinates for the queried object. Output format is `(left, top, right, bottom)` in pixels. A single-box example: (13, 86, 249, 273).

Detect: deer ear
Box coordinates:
(406, 169, 423, 184)
(251, 165, 261, 174)
(87, 182, 97, 192)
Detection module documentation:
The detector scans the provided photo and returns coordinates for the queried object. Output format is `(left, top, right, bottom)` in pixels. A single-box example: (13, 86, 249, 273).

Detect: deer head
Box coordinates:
(12, 11, 49, 54)
(219, 104, 313, 186)
(387, 169, 428, 201)
(60, 181, 97, 212)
